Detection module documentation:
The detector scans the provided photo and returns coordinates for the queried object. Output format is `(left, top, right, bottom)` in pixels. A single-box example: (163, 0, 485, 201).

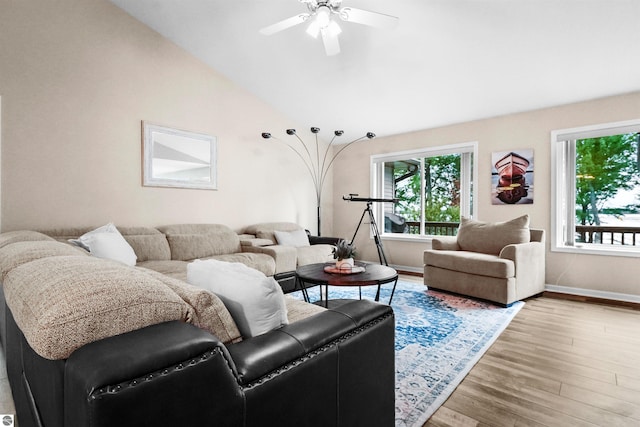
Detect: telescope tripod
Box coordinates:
(350, 201, 389, 266)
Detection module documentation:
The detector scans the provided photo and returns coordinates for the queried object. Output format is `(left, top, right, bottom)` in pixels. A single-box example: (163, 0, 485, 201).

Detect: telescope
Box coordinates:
(343, 194, 395, 265)
(342, 194, 398, 203)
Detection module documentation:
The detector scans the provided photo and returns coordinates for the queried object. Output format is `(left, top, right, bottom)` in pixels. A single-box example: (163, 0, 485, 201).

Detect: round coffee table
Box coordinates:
(295, 262, 398, 307)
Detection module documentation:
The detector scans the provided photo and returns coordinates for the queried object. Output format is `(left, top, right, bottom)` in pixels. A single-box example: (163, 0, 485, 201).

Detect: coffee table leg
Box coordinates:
(297, 277, 310, 303)
(387, 278, 398, 305)
(323, 285, 329, 308)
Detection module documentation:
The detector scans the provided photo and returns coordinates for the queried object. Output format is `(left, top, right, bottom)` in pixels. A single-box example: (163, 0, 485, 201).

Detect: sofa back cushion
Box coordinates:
(158, 224, 242, 261)
(0, 240, 88, 282)
(456, 215, 530, 255)
(0, 230, 55, 249)
(142, 268, 242, 344)
(273, 229, 310, 247)
(40, 226, 171, 263)
(119, 226, 171, 262)
(3, 256, 193, 360)
(243, 222, 302, 244)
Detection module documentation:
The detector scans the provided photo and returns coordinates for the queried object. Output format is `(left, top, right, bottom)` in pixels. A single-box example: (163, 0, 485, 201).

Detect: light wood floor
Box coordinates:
(1, 276, 639, 427)
(423, 289, 640, 426)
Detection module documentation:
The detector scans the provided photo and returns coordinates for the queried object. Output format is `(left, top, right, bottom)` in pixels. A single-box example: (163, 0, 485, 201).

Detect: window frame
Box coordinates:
(370, 141, 478, 243)
(551, 119, 640, 258)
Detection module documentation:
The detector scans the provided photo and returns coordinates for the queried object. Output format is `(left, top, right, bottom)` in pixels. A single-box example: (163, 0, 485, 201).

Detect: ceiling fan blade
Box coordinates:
(260, 14, 310, 35)
(321, 28, 340, 56)
(339, 7, 398, 30)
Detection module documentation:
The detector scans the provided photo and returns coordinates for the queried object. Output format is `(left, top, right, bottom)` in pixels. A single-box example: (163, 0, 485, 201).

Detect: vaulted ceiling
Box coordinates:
(110, 0, 640, 138)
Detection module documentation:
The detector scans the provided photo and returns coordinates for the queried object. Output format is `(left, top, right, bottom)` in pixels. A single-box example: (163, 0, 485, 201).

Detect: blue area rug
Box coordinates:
(290, 280, 524, 427)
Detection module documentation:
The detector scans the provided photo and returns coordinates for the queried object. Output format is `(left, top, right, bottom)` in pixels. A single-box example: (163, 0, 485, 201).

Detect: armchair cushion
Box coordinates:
(456, 214, 530, 255)
(424, 250, 515, 279)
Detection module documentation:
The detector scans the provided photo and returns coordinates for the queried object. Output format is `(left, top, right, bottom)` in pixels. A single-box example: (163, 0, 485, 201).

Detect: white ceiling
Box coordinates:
(110, 0, 640, 138)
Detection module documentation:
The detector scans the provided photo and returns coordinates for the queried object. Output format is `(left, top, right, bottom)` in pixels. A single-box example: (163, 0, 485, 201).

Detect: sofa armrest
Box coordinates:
(306, 232, 341, 246)
(228, 299, 395, 426)
(431, 236, 460, 251)
(240, 237, 274, 247)
(227, 299, 392, 385)
(242, 244, 297, 273)
(64, 321, 244, 427)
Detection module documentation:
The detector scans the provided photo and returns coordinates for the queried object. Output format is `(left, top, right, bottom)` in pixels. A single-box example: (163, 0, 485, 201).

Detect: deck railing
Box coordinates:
(404, 221, 459, 236)
(400, 223, 640, 246)
(575, 225, 640, 246)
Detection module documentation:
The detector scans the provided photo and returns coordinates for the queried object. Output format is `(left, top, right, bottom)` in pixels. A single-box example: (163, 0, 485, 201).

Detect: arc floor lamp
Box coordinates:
(261, 128, 375, 236)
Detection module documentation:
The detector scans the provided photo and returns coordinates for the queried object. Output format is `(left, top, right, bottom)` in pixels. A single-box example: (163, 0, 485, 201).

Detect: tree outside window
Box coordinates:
(372, 144, 475, 237)
(552, 120, 640, 255)
(576, 133, 640, 227)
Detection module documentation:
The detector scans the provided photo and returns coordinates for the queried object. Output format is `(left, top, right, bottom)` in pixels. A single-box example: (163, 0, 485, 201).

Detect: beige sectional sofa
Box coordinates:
(240, 222, 340, 291)
(42, 222, 335, 288)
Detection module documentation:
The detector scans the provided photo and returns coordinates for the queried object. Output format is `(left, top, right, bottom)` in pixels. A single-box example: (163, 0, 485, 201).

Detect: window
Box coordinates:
(551, 119, 640, 257)
(371, 142, 477, 240)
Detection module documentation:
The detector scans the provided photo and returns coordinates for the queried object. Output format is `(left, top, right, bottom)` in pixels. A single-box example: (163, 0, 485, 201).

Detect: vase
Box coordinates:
(335, 258, 355, 270)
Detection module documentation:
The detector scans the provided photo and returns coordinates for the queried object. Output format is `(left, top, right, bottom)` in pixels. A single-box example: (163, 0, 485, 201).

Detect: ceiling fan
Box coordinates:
(259, 0, 399, 56)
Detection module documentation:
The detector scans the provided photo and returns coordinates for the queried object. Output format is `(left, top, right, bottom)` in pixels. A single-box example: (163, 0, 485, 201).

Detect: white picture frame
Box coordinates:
(142, 121, 217, 190)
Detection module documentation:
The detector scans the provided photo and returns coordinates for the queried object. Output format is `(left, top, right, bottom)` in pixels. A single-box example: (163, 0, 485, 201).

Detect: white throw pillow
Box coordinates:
(186, 259, 288, 338)
(273, 229, 310, 247)
(70, 223, 137, 266)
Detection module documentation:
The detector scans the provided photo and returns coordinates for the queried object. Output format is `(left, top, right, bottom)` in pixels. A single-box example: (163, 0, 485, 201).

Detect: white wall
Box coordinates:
(0, 0, 329, 234)
(331, 92, 640, 298)
(0, 95, 2, 231)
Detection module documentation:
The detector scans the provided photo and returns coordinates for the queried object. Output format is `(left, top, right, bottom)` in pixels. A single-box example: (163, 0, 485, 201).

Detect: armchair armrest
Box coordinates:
(431, 236, 460, 251)
(65, 321, 244, 427)
(499, 240, 546, 296)
(499, 240, 544, 265)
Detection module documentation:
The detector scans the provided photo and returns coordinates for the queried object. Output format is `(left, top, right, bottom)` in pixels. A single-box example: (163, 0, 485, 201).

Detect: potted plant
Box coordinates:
(332, 239, 356, 270)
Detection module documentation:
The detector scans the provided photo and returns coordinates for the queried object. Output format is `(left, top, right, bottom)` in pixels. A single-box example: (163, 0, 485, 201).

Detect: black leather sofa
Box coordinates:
(1, 289, 395, 427)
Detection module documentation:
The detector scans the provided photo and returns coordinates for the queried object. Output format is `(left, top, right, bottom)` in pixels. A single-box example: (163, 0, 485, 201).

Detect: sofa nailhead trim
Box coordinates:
(90, 347, 224, 400)
(242, 312, 393, 390)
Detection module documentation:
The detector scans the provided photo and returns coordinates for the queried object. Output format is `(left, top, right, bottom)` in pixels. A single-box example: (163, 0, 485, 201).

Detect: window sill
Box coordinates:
(551, 243, 640, 258)
(380, 233, 436, 244)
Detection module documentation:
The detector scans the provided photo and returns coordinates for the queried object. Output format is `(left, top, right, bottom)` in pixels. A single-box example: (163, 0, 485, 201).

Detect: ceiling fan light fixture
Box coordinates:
(306, 20, 320, 38)
(316, 5, 331, 28)
(261, 1, 399, 56)
(325, 20, 342, 37)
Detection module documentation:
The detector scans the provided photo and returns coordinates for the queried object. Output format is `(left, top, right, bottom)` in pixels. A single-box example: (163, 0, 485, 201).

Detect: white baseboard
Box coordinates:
(545, 284, 640, 304)
(389, 264, 640, 304)
(390, 264, 423, 274)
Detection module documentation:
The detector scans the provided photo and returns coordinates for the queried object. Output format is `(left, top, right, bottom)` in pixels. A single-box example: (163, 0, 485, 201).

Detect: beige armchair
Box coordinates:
(423, 215, 545, 306)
